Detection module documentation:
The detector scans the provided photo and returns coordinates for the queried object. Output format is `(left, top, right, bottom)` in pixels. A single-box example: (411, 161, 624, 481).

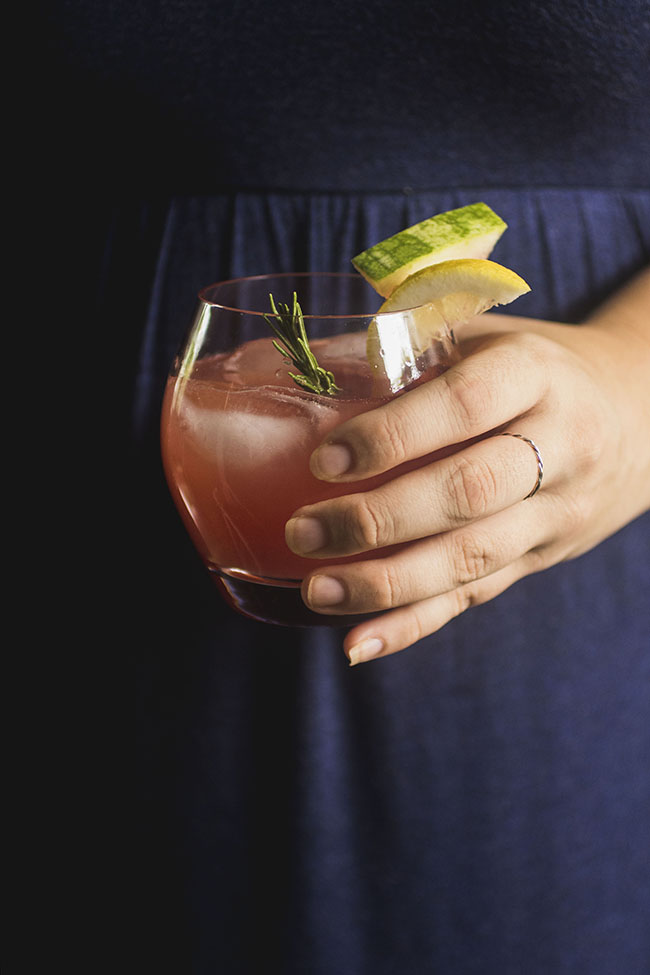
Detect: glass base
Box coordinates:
(210, 568, 379, 628)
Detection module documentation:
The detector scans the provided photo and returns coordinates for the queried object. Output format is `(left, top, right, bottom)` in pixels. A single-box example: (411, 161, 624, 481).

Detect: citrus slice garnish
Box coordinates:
(366, 258, 531, 391)
(378, 257, 530, 314)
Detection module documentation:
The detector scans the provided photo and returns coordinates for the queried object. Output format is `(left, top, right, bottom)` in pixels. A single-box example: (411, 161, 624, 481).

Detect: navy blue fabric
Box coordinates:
(50, 0, 650, 971)
(125, 190, 650, 975)
(49, 0, 650, 192)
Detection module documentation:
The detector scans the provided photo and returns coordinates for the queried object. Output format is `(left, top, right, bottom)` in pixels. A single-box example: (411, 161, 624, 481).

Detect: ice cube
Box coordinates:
(311, 330, 368, 361)
(220, 337, 298, 389)
(180, 386, 338, 469)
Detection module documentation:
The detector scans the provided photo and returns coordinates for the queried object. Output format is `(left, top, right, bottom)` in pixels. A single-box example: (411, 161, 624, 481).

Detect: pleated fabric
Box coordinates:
(133, 188, 650, 438)
(128, 187, 650, 975)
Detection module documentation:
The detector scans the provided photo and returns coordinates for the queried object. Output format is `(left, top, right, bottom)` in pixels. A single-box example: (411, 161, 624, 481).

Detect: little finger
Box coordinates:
(343, 553, 541, 664)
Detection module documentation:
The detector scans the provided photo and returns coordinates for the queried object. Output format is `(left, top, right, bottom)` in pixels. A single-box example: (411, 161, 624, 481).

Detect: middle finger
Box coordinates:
(286, 431, 549, 558)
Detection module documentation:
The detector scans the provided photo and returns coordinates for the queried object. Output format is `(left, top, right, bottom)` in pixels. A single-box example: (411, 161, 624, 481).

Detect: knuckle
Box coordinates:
(497, 330, 554, 379)
(580, 433, 605, 472)
(452, 584, 477, 616)
(525, 545, 553, 573)
(561, 492, 587, 528)
(452, 575, 503, 617)
(363, 560, 404, 610)
(552, 490, 592, 539)
(451, 530, 495, 586)
(407, 603, 429, 644)
(368, 409, 411, 469)
(571, 406, 608, 474)
(344, 495, 392, 550)
(508, 329, 550, 362)
(442, 368, 497, 430)
(447, 456, 498, 521)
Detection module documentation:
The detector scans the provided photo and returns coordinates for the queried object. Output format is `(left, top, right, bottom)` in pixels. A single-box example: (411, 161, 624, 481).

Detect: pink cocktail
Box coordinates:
(161, 273, 458, 626)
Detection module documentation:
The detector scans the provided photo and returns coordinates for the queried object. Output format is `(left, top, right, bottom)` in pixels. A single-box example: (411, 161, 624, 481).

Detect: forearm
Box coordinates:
(581, 267, 650, 518)
(585, 266, 650, 354)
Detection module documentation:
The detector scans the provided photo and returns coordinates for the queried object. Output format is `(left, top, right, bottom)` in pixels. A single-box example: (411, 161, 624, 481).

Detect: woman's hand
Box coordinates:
(285, 269, 650, 664)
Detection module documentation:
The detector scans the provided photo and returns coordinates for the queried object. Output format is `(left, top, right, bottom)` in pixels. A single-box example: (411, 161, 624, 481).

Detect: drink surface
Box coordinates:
(161, 332, 447, 582)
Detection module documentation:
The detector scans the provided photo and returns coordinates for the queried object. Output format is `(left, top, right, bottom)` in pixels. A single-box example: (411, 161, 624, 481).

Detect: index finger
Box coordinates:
(310, 332, 551, 482)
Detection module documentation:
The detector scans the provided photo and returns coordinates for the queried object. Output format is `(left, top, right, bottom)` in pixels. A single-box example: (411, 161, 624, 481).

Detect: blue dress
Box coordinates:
(57, 1, 650, 970)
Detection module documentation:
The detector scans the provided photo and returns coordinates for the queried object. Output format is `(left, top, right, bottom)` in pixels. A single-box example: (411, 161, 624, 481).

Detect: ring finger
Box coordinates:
(286, 429, 550, 559)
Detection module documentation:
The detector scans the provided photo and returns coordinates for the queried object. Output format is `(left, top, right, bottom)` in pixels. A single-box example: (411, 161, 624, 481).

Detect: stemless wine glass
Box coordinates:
(161, 272, 460, 626)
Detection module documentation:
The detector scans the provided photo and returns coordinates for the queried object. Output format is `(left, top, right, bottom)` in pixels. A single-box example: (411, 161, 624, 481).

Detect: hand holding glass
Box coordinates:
(161, 272, 459, 626)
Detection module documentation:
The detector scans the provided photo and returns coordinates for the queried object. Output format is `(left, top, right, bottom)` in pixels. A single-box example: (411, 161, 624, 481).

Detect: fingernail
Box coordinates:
(286, 516, 327, 554)
(348, 637, 385, 666)
(312, 442, 353, 479)
(307, 575, 346, 607)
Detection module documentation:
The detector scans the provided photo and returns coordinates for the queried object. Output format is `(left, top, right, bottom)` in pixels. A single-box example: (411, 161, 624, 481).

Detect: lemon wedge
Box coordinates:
(378, 257, 530, 314)
(366, 258, 530, 392)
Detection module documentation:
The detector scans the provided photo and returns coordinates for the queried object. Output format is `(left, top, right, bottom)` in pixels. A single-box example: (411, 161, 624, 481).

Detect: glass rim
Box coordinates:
(197, 271, 399, 319)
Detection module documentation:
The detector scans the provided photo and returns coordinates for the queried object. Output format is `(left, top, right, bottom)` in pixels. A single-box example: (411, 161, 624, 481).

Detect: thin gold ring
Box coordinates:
(501, 433, 544, 499)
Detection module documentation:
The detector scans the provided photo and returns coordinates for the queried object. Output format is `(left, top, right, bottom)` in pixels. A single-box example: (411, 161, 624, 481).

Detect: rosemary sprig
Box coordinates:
(263, 292, 341, 397)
